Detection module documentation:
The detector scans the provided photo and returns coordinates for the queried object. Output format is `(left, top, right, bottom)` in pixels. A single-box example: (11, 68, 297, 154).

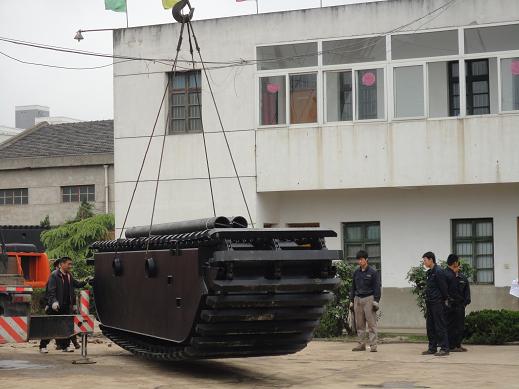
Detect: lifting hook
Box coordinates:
(172, 0, 194, 24)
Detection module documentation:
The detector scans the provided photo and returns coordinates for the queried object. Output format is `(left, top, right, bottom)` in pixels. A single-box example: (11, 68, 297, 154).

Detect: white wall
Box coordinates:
(257, 184, 519, 288)
(113, 0, 519, 230)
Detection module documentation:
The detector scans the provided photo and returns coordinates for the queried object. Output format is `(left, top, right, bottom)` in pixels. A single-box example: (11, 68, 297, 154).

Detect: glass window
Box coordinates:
(501, 58, 519, 112)
(257, 42, 318, 71)
(356, 69, 384, 120)
(169, 71, 202, 134)
(260, 76, 286, 125)
(0, 188, 28, 206)
(343, 222, 381, 270)
(452, 219, 494, 284)
(466, 59, 490, 115)
(392, 30, 458, 60)
(465, 24, 519, 54)
(290, 73, 317, 124)
(323, 37, 386, 65)
(326, 71, 353, 122)
(62, 185, 95, 203)
(394, 65, 424, 118)
(428, 61, 458, 118)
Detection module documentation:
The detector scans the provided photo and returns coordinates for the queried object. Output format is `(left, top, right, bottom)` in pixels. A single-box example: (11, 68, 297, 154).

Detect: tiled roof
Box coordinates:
(0, 120, 113, 159)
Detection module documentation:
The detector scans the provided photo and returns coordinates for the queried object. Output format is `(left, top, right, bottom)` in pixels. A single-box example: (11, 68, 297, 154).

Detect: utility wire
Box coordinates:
(0, 0, 459, 72)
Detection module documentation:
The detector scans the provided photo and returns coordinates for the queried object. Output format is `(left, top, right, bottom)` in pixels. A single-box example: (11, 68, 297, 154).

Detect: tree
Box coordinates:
(315, 260, 355, 337)
(39, 215, 51, 228)
(41, 213, 114, 279)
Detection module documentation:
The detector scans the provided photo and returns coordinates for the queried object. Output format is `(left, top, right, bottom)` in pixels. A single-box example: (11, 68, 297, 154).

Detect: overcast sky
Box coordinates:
(0, 0, 378, 127)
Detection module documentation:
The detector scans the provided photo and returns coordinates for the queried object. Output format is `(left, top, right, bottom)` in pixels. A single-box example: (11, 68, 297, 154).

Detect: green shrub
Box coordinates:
(314, 261, 355, 338)
(30, 288, 46, 314)
(464, 309, 519, 345)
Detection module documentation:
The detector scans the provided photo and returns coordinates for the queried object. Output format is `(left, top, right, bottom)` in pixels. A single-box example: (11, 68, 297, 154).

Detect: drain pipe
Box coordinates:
(103, 164, 109, 214)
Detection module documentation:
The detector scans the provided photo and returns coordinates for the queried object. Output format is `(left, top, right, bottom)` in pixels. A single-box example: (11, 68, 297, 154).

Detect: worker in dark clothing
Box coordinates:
(39, 257, 87, 354)
(445, 254, 471, 352)
(422, 251, 450, 356)
(349, 250, 381, 352)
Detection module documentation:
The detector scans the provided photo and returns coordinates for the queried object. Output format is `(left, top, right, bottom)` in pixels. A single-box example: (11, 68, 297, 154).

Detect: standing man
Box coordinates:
(349, 250, 381, 352)
(39, 257, 87, 354)
(445, 254, 471, 352)
(422, 251, 449, 356)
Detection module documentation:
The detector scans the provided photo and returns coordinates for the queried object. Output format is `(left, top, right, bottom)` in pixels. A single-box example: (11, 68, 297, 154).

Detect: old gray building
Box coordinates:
(0, 120, 114, 225)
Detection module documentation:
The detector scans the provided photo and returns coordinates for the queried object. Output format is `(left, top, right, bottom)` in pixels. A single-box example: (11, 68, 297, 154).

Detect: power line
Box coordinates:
(0, 0, 459, 72)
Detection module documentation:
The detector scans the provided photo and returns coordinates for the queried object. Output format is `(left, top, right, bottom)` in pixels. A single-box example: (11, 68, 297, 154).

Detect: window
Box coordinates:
(452, 219, 494, 284)
(392, 30, 458, 60)
(290, 73, 317, 124)
(323, 37, 386, 65)
(466, 59, 490, 115)
(448, 61, 460, 116)
(394, 65, 424, 118)
(356, 69, 385, 120)
(0, 188, 28, 205)
(465, 24, 519, 54)
(62, 185, 95, 203)
(427, 61, 458, 118)
(169, 71, 202, 133)
(343, 222, 381, 270)
(501, 58, 519, 112)
(260, 76, 286, 125)
(257, 42, 318, 71)
(326, 71, 353, 122)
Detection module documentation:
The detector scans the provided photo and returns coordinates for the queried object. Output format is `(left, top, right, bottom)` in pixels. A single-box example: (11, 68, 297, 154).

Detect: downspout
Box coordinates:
(104, 164, 109, 214)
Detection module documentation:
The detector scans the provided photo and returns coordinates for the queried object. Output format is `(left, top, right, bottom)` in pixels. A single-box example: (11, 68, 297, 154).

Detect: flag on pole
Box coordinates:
(105, 0, 126, 12)
(162, 0, 180, 9)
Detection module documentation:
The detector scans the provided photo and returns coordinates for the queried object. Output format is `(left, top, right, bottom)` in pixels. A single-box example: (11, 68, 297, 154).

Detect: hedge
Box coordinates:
(464, 309, 519, 345)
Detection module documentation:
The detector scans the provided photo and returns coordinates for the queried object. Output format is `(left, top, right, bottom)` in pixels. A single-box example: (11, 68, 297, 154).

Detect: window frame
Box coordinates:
(451, 218, 495, 285)
(342, 221, 381, 271)
(168, 70, 202, 135)
(61, 185, 96, 203)
(0, 188, 28, 206)
(391, 62, 427, 121)
(498, 55, 519, 114)
(254, 22, 519, 129)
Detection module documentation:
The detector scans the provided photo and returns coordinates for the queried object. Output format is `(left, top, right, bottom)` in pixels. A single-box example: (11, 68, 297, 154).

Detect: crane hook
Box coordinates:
(172, 0, 194, 24)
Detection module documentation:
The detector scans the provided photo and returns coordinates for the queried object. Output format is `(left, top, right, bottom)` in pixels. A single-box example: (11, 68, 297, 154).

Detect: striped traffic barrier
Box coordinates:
(0, 286, 33, 293)
(74, 290, 95, 335)
(0, 316, 28, 344)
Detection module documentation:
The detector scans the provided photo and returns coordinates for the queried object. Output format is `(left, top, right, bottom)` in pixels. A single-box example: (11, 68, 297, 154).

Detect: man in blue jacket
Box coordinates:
(422, 251, 449, 356)
(445, 254, 471, 352)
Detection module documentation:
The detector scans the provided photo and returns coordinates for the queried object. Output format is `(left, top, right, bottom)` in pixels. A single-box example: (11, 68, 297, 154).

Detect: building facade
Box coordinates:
(0, 120, 114, 225)
(113, 0, 519, 328)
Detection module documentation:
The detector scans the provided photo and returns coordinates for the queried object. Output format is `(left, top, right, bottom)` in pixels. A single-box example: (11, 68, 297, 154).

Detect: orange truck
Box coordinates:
(0, 226, 50, 288)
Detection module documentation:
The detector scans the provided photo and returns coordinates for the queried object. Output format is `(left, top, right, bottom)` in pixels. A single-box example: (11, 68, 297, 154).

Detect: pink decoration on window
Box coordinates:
(361, 72, 376, 87)
(266, 83, 280, 93)
(510, 60, 519, 76)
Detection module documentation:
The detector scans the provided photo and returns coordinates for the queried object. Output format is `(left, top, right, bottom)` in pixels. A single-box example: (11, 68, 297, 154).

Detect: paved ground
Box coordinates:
(1, 339, 518, 389)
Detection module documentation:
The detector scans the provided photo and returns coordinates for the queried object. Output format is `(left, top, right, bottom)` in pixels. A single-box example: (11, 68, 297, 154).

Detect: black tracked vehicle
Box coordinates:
(90, 216, 341, 360)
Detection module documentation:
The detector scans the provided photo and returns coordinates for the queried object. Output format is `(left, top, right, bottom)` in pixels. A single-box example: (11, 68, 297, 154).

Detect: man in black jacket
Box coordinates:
(422, 251, 450, 356)
(39, 257, 87, 354)
(349, 250, 381, 352)
(445, 254, 471, 352)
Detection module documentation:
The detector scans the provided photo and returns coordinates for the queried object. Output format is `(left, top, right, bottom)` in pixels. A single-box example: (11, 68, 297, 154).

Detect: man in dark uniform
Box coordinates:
(39, 257, 87, 353)
(349, 250, 381, 352)
(445, 254, 471, 352)
(422, 251, 449, 356)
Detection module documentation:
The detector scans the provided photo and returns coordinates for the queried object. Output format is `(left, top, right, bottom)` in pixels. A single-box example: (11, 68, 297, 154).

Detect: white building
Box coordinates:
(0, 126, 22, 144)
(113, 0, 519, 329)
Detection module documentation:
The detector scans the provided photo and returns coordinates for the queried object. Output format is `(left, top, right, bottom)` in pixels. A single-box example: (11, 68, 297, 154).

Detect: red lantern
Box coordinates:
(361, 71, 376, 87)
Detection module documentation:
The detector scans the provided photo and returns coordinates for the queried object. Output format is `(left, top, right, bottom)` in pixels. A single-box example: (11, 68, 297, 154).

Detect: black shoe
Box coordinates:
(435, 350, 450, 356)
(421, 350, 436, 355)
